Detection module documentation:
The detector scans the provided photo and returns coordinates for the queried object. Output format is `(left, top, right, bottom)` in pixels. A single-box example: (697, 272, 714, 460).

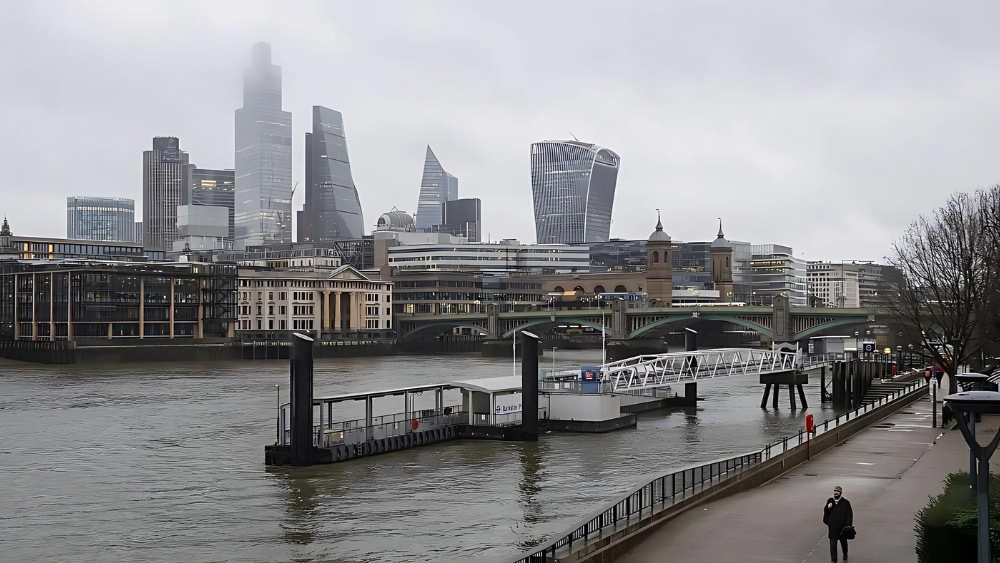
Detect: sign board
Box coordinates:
(883, 347, 892, 354)
(580, 364, 602, 394)
(863, 343, 876, 354)
(493, 393, 521, 415)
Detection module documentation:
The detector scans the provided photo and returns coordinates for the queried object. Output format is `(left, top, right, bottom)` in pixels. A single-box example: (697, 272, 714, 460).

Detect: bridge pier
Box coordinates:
(760, 371, 808, 410)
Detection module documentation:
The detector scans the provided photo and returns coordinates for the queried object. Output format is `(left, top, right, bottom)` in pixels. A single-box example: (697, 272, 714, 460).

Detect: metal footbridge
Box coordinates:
(602, 348, 801, 392)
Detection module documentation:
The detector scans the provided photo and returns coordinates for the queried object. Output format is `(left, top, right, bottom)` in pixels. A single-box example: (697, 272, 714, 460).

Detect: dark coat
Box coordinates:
(823, 497, 854, 539)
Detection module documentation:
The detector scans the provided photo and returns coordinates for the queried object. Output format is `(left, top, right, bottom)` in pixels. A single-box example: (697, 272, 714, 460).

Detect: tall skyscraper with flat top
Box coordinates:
(298, 106, 364, 242)
(415, 146, 458, 231)
(530, 140, 620, 244)
(235, 42, 292, 249)
(143, 136, 191, 250)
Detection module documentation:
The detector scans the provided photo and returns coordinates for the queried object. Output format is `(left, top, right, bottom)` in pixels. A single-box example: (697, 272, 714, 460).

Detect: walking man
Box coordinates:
(823, 485, 853, 562)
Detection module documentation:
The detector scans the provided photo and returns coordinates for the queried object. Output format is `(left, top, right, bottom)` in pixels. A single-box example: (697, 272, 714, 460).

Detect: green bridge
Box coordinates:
(397, 300, 878, 343)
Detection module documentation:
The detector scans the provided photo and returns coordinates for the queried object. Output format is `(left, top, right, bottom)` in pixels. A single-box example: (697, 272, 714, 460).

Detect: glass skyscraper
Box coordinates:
(415, 145, 458, 231)
(234, 42, 292, 250)
(191, 168, 235, 247)
(530, 140, 620, 245)
(66, 197, 136, 242)
(143, 136, 191, 251)
(298, 106, 364, 242)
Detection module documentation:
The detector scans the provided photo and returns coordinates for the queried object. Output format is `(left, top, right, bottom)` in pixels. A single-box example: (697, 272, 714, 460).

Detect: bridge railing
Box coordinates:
(509, 376, 928, 563)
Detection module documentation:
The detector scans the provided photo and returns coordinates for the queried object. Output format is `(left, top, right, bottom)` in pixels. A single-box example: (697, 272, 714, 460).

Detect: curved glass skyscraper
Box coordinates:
(298, 106, 364, 242)
(530, 140, 620, 244)
(415, 146, 458, 231)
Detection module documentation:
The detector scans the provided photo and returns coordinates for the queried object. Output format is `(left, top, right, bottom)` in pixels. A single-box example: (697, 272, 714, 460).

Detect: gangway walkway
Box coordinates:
(601, 348, 800, 392)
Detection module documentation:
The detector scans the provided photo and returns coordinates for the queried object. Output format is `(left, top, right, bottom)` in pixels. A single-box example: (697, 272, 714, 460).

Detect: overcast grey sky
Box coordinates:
(3, 1, 999, 261)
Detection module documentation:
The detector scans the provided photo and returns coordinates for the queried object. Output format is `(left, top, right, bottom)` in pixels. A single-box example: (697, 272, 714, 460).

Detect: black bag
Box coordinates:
(841, 526, 857, 540)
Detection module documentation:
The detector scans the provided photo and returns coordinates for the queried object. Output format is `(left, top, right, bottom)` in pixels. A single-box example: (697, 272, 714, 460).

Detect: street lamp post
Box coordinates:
(598, 293, 606, 366)
(552, 346, 557, 374)
(944, 391, 1000, 563)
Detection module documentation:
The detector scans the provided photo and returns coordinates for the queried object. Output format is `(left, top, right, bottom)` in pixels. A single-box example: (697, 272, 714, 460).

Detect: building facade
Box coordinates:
(807, 261, 860, 308)
(299, 106, 364, 242)
(191, 168, 235, 247)
(387, 241, 590, 274)
(0, 259, 236, 341)
(436, 198, 481, 242)
(530, 140, 620, 244)
(173, 205, 230, 252)
(66, 197, 136, 243)
(235, 42, 292, 249)
(143, 136, 191, 251)
(237, 265, 392, 336)
(134, 222, 143, 246)
(415, 145, 458, 231)
(391, 271, 545, 315)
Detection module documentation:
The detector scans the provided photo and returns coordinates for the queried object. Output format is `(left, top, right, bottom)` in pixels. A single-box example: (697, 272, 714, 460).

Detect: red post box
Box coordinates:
(806, 413, 814, 434)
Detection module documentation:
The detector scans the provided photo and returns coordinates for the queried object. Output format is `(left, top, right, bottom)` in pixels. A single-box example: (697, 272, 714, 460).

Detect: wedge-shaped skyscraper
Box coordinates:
(298, 106, 364, 242)
(415, 146, 458, 231)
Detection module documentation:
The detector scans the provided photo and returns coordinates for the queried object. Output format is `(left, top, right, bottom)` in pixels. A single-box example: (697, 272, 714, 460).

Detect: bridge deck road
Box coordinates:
(619, 381, 979, 563)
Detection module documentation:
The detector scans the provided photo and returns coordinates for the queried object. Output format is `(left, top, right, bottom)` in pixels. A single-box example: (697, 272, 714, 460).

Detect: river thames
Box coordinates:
(0, 351, 841, 562)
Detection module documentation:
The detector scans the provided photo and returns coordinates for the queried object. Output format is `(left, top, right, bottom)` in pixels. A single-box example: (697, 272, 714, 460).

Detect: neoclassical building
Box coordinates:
(238, 263, 392, 337)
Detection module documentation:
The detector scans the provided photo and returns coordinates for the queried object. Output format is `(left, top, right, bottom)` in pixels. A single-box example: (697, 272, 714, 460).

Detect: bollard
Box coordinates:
(289, 332, 315, 467)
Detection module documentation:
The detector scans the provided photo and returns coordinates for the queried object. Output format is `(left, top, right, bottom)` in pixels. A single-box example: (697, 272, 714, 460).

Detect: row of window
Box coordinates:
(238, 279, 388, 290)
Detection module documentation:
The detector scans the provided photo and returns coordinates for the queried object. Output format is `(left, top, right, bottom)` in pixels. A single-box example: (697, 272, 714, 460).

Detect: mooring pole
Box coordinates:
(290, 332, 315, 467)
(520, 331, 539, 437)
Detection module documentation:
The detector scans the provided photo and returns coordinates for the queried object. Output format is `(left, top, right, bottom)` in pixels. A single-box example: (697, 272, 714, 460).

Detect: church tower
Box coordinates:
(0, 217, 17, 260)
(645, 211, 672, 305)
(710, 219, 734, 303)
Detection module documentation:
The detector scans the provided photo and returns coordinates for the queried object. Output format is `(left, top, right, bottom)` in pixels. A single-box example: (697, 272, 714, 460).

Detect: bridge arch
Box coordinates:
(628, 314, 773, 340)
(793, 318, 871, 341)
(502, 318, 606, 339)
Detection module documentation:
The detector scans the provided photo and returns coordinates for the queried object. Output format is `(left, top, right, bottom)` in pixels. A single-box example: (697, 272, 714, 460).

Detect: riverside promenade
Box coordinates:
(620, 384, 981, 563)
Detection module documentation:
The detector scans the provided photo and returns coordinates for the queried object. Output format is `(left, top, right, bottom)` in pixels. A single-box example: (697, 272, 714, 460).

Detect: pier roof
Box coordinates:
(449, 376, 523, 394)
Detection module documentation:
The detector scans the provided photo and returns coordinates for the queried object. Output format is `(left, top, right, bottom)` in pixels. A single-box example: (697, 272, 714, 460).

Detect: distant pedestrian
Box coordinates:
(933, 362, 944, 388)
(823, 485, 854, 562)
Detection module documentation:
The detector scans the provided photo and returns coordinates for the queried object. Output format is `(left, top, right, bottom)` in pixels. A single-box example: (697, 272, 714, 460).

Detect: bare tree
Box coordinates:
(886, 190, 995, 394)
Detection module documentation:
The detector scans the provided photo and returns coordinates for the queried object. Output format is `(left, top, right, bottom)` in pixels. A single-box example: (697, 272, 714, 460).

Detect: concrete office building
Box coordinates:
(173, 205, 230, 252)
(807, 261, 861, 308)
(530, 140, 620, 244)
(143, 137, 191, 251)
(387, 241, 589, 274)
(415, 146, 458, 231)
(299, 106, 364, 242)
(435, 198, 481, 242)
(191, 168, 235, 247)
(134, 222, 143, 246)
(66, 197, 136, 243)
(235, 42, 292, 249)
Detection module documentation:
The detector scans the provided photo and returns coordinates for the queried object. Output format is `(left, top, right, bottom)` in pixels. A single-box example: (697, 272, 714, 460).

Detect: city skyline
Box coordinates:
(7, 2, 1000, 261)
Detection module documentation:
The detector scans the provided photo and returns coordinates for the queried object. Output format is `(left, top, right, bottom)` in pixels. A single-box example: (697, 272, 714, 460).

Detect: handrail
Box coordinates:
(509, 377, 928, 562)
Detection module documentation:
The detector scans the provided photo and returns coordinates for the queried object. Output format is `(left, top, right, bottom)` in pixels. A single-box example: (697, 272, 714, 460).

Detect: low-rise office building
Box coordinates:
(0, 259, 237, 341)
(238, 265, 392, 337)
(387, 240, 590, 274)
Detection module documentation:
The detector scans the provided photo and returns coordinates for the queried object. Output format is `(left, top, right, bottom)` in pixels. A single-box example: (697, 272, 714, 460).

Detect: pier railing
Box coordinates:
(510, 377, 929, 562)
(278, 406, 553, 447)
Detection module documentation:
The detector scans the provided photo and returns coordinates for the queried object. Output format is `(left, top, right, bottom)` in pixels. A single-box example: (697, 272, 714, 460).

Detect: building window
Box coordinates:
(268, 320, 274, 330)
(652, 251, 659, 263)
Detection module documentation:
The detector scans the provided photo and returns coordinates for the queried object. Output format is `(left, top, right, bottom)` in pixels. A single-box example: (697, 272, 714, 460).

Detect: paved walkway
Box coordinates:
(620, 383, 989, 563)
